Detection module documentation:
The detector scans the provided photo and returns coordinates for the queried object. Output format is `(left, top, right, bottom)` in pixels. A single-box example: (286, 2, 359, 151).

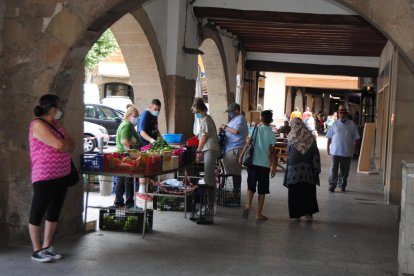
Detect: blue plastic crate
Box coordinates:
(81, 154, 103, 171)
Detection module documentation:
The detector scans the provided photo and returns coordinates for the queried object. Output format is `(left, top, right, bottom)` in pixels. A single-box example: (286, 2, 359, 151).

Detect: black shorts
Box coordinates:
(247, 165, 270, 194)
(29, 179, 68, 226)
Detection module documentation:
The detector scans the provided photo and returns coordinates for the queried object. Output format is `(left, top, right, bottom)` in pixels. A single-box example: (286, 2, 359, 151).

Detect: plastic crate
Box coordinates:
(153, 194, 192, 212)
(217, 175, 241, 207)
(81, 154, 103, 171)
(99, 208, 153, 233)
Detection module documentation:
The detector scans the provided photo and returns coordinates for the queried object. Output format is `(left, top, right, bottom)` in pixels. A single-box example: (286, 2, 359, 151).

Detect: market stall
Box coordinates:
(81, 139, 199, 237)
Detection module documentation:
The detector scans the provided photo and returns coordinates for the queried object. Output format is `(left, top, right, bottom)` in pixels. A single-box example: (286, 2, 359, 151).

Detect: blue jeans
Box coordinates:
(328, 155, 352, 189)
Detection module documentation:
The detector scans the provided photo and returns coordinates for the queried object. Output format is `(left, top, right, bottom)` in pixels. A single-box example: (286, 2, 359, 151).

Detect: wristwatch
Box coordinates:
(196, 150, 202, 153)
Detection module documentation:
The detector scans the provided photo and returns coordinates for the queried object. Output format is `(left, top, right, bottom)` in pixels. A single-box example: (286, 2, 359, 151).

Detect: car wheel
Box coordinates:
(84, 134, 96, 153)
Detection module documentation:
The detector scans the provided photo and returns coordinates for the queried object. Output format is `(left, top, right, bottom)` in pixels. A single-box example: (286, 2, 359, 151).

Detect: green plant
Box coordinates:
(85, 29, 119, 72)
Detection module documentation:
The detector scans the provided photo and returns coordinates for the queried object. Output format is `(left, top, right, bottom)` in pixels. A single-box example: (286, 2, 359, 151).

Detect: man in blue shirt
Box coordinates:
(138, 99, 161, 146)
(326, 105, 360, 192)
(220, 103, 248, 200)
(137, 99, 162, 201)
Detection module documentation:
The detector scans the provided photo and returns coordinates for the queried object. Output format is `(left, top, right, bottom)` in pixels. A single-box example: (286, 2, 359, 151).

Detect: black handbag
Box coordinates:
(242, 126, 258, 167)
(37, 118, 79, 187)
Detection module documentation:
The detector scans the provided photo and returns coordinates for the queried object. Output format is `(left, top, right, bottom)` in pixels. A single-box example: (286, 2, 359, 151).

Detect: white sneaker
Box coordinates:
(31, 250, 52, 262)
(42, 246, 62, 260)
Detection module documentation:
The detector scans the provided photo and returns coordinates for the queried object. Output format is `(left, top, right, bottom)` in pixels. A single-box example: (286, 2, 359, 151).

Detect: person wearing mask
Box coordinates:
(326, 105, 360, 192)
(220, 103, 248, 200)
(193, 100, 220, 213)
(239, 110, 276, 221)
(113, 106, 141, 208)
(28, 94, 75, 262)
(137, 99, 162, 201)
(283, 118, 320, 221)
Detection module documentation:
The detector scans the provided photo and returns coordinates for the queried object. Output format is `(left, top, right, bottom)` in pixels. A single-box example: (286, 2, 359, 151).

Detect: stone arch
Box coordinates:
(199, 25, 230, 126)
(110, 11, 168, 133)
(338, 0, 414, 70)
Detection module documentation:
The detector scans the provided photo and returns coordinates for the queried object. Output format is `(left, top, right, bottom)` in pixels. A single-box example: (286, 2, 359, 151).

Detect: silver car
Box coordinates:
(83, 121, 109, 153)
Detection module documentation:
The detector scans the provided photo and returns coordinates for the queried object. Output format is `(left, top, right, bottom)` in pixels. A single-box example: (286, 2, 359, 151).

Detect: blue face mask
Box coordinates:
(229, 112, 236, 120)
(151, 111, 159, 117)
(195, 113, 203, 119)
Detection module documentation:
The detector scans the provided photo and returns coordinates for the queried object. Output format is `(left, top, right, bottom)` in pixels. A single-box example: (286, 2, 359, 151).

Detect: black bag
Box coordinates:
(242, 126, 258, 167)
(65, 160, 80, 187)
(37, 118, 79, 187)
(217, 129, 226, 159)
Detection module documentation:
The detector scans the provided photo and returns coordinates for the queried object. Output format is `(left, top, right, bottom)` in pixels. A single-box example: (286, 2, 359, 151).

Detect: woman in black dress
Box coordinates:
(283, 118, 321, 220)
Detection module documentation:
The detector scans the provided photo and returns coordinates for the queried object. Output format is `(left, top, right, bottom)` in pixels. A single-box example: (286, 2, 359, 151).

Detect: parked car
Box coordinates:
(84, 103, 124, 143)
(101, 96, 133, 112)
(83, 121, 109, 153)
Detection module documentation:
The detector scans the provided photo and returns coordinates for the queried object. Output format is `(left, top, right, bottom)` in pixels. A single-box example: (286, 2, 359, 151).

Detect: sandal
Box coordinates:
(256, 215, 268, 221)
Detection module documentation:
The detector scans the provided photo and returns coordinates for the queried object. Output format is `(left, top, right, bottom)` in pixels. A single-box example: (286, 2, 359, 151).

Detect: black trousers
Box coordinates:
(29, 179, 68, 225)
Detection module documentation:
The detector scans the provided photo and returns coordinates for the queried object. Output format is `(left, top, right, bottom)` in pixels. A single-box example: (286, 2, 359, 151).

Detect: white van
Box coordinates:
(101, 96, 133, 112)
(83, 83, 100, 104)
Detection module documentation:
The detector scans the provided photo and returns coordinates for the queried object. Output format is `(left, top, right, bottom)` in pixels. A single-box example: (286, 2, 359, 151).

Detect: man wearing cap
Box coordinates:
(220, 103, 248, 200)
(326, 105, 360, 192)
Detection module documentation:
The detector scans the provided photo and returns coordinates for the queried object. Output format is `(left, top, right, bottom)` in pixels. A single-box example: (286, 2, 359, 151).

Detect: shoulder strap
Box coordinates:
(249, 125, 258, 145)
(37, 118, 64, 139)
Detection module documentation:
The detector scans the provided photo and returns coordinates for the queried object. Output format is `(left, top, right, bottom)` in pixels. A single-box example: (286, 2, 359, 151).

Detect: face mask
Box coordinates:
(195, 113, 203, 119)
(229, 112, 236, 120)
(129, 116, 138, 125)
(151, 111, 159, 117)
(54, 110, 62, 120)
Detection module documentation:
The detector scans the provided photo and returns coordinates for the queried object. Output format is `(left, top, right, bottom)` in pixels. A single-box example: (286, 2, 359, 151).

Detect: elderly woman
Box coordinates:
(113, 106, 141, 209)
(29, 94, 75, 262)
(283, 118, 321, 221)
(192, 99, 220, 211)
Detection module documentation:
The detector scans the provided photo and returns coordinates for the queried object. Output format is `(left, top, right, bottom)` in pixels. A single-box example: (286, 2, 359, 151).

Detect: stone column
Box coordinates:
(399, 161, 414, 275)
(264, 72, 286, 120)
(323, 93, 330, 114)
(285, 87, 292, 117)
(315, 95, 323, 114)
(166, 75, 196, 140)
(294, 88, 303, 112)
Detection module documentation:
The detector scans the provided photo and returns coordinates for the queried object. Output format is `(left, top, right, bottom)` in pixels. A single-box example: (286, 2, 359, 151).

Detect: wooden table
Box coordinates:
(272, 142, 288, 171)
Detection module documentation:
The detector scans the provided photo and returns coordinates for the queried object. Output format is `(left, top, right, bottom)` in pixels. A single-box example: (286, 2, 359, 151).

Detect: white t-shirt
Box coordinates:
(198, 115, 219, 152)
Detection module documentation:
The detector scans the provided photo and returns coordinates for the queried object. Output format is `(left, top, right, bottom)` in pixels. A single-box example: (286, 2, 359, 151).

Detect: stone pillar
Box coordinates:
(294, 88, 303, 112)
(323, 93, 330, 114)
(263, 72, 286, 120)
(315, 95, 323, 114)
(305, 93, 313, 112)
(399, 161, 414, 275)
(166, 75, 196, 140)
(385, 54, 414, 203)
(285, 87, 292, 117)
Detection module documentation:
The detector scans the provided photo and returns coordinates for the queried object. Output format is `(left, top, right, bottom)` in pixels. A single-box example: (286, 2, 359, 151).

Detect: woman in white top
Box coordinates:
(192, 99, 219, 210)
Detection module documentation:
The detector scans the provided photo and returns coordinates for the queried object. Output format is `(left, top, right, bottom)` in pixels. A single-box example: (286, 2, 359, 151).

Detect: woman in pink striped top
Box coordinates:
(28, 94, 75, 262)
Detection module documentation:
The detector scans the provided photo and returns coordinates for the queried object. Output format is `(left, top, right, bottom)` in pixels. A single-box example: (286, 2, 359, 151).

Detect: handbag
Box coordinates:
(37, 118, 79, 187)
(242, 126, 258, 167)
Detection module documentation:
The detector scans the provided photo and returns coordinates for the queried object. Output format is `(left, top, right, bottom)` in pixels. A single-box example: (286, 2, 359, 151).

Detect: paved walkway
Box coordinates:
(0, 137, 399, 275)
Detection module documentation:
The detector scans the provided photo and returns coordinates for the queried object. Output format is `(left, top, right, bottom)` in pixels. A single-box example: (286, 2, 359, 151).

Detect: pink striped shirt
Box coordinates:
(29, 120, 71, 183)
